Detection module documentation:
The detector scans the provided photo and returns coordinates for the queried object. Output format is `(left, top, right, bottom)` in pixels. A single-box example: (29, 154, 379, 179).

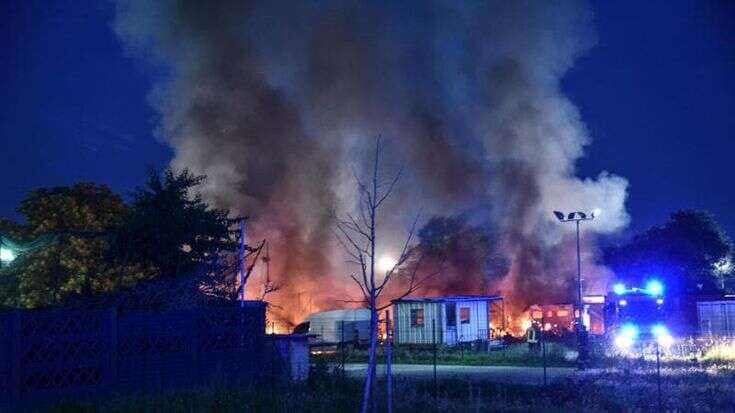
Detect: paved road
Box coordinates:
(343, 363, 577, 385)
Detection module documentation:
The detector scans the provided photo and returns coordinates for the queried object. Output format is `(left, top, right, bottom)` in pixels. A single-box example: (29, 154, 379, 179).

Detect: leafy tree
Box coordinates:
(0, 183, 147, 308)
(604, 210, 733, 295)
(121, 168, 237, 278)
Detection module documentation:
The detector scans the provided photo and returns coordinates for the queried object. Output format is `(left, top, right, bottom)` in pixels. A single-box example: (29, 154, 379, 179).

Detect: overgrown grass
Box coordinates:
(38, 359, 735, 413)
(316, 342, 579, 367)
(703, 341, 735, 361)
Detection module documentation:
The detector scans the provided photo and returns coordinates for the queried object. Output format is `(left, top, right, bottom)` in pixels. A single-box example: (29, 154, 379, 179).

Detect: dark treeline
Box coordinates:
(603, 209, 733, 295)
(0, 169, 237, 309)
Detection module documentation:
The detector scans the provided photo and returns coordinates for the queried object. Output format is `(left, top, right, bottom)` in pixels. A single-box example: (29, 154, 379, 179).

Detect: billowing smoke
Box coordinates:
(114, 0, 629, 326)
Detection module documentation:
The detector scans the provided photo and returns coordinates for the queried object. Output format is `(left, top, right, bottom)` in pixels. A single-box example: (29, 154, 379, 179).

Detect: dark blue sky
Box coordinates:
(1, 0, 733, 238)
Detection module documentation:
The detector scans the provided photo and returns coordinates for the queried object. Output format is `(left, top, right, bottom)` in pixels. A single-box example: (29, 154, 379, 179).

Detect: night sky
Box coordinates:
(1, 0, 734, 239)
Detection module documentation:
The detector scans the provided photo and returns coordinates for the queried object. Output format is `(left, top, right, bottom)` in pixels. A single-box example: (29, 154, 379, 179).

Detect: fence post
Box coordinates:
(340, 320, 346, 379)
(541, 314, 547, 387)
(10, 310, 21, 401)
(190, 311, 199, 386)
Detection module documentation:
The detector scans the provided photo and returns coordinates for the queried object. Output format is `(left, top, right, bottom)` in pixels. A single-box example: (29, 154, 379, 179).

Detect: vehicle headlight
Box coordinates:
(651, 324, 674, 347)
(615, 323, 639, 349)
(614, 334, 634, 349)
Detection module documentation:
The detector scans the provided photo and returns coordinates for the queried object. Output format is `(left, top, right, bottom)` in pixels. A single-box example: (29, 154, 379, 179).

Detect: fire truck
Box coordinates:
(608, 280, 674, 350)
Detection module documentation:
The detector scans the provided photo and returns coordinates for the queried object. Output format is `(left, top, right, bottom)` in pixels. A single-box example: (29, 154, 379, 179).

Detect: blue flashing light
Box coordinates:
(613, 283, 626, 295)
(646, 280, 664, 296)
(651, 324, 668, 337)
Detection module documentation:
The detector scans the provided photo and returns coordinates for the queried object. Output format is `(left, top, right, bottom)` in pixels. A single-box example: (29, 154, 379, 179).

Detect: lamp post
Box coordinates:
(0, 238, 18, 269)
(553, 209, 598, 369)
(0, 247, 17, 266)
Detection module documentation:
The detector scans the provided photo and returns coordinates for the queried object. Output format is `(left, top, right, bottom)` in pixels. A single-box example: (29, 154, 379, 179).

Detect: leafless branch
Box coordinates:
(259, 280, 280, 301)
(235, 239, 265, 299)
(376, 255, 443, 312)
(376, 164, 404, 208)
(335, 224, 370, 257)
(349, 273, 370, 301)
(375, 213, 420, 292)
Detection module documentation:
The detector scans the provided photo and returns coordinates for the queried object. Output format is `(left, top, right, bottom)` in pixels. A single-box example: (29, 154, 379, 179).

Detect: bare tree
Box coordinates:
(336, 137, 435, 413)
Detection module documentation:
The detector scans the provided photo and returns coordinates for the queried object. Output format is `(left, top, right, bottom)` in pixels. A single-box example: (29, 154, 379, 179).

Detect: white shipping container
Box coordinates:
(697, 301, 735, 337)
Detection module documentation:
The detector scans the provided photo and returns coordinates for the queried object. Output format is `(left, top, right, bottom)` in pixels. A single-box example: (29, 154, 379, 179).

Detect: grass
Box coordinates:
(702, 341, 735, 361)
(38, 358, 735, 413)
(315, 342, 579, 368)
(29, 339, 735, 412)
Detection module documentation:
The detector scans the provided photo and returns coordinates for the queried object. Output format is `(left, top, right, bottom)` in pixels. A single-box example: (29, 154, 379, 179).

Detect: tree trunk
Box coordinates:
(361, 303, 378, 413)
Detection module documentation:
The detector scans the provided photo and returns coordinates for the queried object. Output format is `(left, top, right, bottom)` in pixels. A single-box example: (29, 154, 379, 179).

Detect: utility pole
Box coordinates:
(552, 209, 598, 370)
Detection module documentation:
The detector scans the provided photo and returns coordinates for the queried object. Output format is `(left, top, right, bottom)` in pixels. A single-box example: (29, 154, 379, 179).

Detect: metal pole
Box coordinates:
(542, 313, 547, 387)
(386, 310, 393, 413)
(576, 220, 582, 321)
(432, 318, 437, 406)
(341, 320, 346, 380)
(575, 219, 585, 370)
(656, 341, 662, 412)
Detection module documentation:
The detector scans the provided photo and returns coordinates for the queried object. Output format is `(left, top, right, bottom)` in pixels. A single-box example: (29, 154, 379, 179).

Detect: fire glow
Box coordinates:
(116, 0, 631, 330)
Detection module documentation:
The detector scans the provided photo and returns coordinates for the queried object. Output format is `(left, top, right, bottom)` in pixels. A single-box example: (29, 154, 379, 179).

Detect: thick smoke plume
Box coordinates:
(114, 0, 629, 327)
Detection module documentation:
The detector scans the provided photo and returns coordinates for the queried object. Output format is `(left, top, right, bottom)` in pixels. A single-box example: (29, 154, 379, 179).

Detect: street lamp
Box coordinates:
(552, 209, 598, 369)
(0, 246, 16, 264)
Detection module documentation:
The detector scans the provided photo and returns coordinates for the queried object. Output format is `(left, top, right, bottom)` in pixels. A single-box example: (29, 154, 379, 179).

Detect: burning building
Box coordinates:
(114, 0, 630, 328)
(523, 294, 606, 336)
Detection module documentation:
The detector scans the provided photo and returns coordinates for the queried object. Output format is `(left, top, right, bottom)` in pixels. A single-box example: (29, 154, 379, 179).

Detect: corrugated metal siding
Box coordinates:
(394, 302, 443, 345)
(698, 301, 735, 337)
(454, 301, 488, 343)
(394, 300, 491, 345)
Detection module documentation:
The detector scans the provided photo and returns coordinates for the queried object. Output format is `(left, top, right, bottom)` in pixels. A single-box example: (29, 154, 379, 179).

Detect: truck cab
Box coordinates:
(609, 280, 674, 350)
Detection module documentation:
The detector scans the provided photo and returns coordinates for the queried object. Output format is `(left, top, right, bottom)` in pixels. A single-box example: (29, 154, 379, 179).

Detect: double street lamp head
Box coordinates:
(553, 209, 599, 222)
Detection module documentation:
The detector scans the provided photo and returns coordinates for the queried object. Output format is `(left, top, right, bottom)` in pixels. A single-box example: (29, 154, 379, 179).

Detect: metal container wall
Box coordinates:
(697, 301, 735, 337)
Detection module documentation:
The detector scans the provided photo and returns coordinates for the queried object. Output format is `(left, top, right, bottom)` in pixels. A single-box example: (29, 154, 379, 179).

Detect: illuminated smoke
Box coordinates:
(114, 0, 629, 325)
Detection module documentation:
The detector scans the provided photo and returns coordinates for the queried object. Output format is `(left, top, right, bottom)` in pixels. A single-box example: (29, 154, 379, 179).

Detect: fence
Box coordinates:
(0, 302, 267, 407)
